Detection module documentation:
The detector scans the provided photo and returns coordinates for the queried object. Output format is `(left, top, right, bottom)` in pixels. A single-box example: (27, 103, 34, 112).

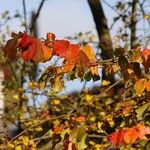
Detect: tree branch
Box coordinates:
(30, 0, 46, 33)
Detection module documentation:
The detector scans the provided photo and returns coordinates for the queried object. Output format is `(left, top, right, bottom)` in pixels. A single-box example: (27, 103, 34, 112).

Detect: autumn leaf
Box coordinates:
(50, 75, 64, 92)
(53, 126, 63, 134)
(135, 122, 150, 139)
(142, 48, 150, 72)
(108, 123, 150, 146)
(134, 79, 146, 94)
(46, 32, 56, 41)
(58, 44, 80, 73)
(124, 127, 139, 144)
(53, 40, 70, 58)
(3, 33, 20, 60)
(20, 33, 53, 62)
(145, 81, 150, 91)
(77, 50, 91, 73)
(75, 115, 86, 123)
(107, 129, 125, 146)
(82, 45, 98, 76)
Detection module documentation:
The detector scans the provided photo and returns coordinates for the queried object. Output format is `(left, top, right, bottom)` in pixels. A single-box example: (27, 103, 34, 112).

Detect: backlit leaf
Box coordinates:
(20, 34, 53, 62)
(136, 103, 150, 121)
(145, 81, 150, 91)
(82, 45, 98, 76)
(53, 40, 70, 58)
(3, 34, 20, 60)
(124, 127, 139, 144)
(142, 48, 150, 72)
(134, 79, 146, 94)
(107, 129, 124, 146)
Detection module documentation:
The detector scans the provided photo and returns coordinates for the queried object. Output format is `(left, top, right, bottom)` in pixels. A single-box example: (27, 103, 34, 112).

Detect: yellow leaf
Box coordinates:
(15, 145, 22, 150)
(13, 94, 19, 100)
(111, 64, 120, 73)
(144, 14, 150, 20)
(134, 79, 146, 94)
(102, 80, 110, 86)
(50, 76, 64, 92)
(82, 45, 96, 61)
(53, 99, 60, 105)
(28, 81, 38, 90)
(82, 45, 98, 76)
(85, 94, 93, 103)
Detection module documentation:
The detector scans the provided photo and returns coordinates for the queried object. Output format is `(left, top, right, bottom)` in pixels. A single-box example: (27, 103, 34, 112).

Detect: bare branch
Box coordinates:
(22, 0, 27, 32)
(30, 0, 46, 33)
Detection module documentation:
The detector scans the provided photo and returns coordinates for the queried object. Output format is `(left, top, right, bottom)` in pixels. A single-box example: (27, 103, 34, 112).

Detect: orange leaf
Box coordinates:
(75, 115, 86, 123)
(108, 122, 150, 146)
(145, 81, 150, 91)
(20, 33, 53, 62)
(82, 45, 98, 76)
(59, 44, 80, 73)
(135, 122, 150, 140)
(107, 129, 124, 146)
(124, 127, 139, 144)
(53, 126, 63, 133)
(47, 32, 55, 41)
(142, 48, 150, 72)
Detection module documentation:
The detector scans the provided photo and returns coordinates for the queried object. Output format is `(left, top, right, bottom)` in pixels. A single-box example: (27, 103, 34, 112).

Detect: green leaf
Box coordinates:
(136, 103, 150, 121)
(76, 127, 85, 142)
(75, 134, 87, 150)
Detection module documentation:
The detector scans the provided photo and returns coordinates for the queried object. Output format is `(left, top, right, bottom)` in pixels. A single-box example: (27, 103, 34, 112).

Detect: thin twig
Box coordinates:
(22, 0, 27, 32)
(10, 108, 84, 143)
(99, 79, 123, 96)
(88, 134, 106, 138)
(35, 130, 50, 146)
(30, 0, 46, 32)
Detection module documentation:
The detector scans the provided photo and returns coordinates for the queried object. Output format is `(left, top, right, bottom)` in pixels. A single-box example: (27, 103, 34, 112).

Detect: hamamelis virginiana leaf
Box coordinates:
(142, 48, 150, 72)
(108, 122, 150, 146)
(3, 33, 20, 60)
(20, 33, 53, 62)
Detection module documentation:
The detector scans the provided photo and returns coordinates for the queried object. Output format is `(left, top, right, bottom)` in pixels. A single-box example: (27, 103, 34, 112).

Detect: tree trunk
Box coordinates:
(87, 0, 113, 59)
(130, 0, 138, 48)
(88, 0, 114, 83)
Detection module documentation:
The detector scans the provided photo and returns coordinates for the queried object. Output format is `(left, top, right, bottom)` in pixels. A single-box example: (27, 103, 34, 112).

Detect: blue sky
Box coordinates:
(0, 0, 149, 93)
(0, 0, 115, 93)
(0, 0, 117, 38)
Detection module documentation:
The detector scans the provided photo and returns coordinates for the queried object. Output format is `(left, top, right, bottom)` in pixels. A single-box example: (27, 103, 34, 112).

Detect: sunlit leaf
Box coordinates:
(145, 81, 150, 91)
(82, 45, 98, 76)
(20, 33, 53, 62)
(3, 33, 20, 60)
(142, 48, 150, 72)
(134, 79, 146, 94)
(136, 103, 150, 121)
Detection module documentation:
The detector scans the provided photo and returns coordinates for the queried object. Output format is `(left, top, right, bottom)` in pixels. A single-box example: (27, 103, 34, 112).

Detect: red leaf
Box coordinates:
(107, 129, 124, 146)
(108, 122, 150, 146)
(53, 40, 70, 58)
(47, 32, 55, 41)
(58, 44, 80, 73)
(3, 34, 20, 60)
(142, 48, 150, 72)
(20, 33, 53, 62)
(53, 126, 63, 133)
